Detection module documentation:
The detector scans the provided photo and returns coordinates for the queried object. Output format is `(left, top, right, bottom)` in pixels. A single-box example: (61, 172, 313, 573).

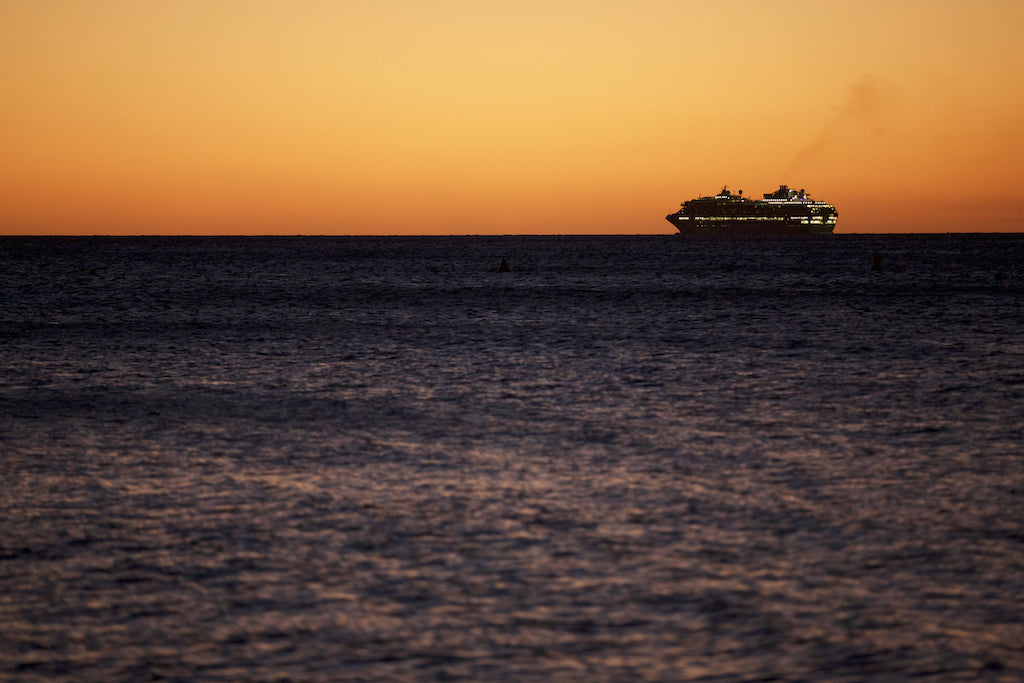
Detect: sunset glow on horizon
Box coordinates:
(3, 0, 1023, 235)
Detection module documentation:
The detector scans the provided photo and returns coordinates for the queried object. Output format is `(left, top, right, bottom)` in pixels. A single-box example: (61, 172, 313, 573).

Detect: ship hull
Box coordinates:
(666, 215, 836, 236)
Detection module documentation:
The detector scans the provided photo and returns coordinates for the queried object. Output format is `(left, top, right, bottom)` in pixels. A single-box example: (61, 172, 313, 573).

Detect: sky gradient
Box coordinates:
(3, 0, 1023, 235)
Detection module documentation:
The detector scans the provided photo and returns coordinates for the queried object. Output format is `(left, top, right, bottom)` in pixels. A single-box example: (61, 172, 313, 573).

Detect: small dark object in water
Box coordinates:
(496, 258, 511, 273)
(871, 252, 883, 271)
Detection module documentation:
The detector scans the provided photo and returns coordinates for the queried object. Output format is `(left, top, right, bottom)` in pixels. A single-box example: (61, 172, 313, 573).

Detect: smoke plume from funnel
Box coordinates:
(786, 75, 890, 176)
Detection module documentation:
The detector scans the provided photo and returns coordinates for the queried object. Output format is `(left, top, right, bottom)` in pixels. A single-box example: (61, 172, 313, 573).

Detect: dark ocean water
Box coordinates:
(1, 234, 1022, 682)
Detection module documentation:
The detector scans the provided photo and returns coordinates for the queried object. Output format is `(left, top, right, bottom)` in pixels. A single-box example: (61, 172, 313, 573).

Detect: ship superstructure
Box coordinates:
(666, 185, 837, 235)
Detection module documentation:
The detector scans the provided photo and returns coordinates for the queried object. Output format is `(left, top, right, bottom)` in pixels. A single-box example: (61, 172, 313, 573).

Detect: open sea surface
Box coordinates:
(1, 234, 1023, 681)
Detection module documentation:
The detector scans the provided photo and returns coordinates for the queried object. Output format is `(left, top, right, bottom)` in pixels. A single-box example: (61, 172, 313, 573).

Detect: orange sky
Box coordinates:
(2, 0, 1023, 234)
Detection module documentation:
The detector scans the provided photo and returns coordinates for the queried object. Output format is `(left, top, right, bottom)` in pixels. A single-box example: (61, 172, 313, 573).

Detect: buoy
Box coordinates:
(497, 258, 511, 273)
(871, 252, 883, 272)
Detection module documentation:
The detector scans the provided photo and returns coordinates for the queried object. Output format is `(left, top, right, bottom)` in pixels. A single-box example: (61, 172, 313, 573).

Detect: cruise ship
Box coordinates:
(666, 185, 838, 235)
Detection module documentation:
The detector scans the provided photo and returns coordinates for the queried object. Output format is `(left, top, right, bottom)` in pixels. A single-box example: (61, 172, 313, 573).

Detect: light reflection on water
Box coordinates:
(1, 235, 1022, 681)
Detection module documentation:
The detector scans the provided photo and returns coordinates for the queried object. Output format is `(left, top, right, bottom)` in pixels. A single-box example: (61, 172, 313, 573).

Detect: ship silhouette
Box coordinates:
(666, 185, 837, 235)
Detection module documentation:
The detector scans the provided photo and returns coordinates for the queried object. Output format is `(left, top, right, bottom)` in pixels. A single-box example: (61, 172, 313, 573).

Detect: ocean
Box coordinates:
(1, 234, 1022, 681)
